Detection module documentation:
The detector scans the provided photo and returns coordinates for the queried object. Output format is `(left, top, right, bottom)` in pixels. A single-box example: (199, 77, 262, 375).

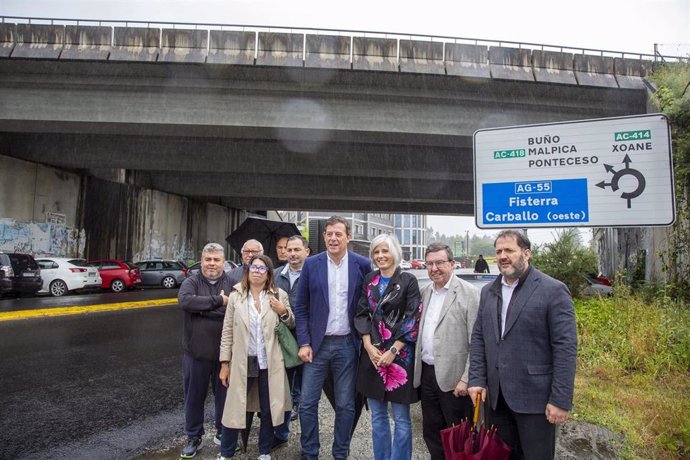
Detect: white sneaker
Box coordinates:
(257, 455, 271, 460)
(216, 455, 230, 460)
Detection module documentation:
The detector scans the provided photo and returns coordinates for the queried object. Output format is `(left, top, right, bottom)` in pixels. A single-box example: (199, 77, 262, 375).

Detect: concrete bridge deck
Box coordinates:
(0, 18, 654, 215)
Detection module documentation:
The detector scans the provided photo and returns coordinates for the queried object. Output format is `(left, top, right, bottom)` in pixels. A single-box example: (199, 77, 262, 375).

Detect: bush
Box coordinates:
(531, 228, 597, 298)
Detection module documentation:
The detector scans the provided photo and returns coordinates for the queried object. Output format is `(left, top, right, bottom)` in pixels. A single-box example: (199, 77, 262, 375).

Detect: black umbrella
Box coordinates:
(226, 217, 301, 266)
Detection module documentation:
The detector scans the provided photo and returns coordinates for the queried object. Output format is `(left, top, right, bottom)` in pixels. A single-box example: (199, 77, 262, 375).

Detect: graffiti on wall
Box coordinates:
(0, 218, 85, 256)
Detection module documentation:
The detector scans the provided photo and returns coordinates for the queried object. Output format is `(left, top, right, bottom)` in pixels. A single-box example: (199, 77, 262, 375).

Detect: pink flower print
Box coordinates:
(378, 322, 392, 341)
(377, 363, 408, 391)
(371, 275, 381, 286)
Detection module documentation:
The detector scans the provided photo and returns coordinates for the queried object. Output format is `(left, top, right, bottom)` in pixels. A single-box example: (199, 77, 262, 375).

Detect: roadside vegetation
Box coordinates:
(574, 287, 690, 459)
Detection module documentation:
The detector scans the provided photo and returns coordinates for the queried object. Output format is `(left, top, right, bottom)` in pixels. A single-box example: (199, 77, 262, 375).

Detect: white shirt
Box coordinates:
(325, 252, 350, 336)
(420, 276, 453, 365)
(500, 277, 519, 337)
(247, 291, 268, 370)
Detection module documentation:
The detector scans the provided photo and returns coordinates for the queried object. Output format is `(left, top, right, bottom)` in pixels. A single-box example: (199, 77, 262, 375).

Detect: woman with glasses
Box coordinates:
(218, 254, 293, 460)
(354, 234, 422, 460)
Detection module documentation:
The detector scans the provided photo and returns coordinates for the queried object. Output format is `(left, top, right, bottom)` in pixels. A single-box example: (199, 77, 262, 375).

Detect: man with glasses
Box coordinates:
(413, 242, 480, 460)
(228, 239, 264, 286)
(178, 243, 233, 458)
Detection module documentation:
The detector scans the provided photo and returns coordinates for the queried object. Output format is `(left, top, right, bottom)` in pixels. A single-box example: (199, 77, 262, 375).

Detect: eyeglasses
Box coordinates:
(249, 264, 269, 273)
(425, 260, 452, 269)
(242, 249, 261, 255)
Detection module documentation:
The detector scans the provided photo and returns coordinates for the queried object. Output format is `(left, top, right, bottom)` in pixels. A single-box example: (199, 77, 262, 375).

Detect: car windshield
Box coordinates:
(9, 254, 38, 270)
(125, 262, 138, 269)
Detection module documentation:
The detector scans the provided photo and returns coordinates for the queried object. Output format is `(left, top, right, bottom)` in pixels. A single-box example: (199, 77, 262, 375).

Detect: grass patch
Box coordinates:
(574, 289, 690, 459)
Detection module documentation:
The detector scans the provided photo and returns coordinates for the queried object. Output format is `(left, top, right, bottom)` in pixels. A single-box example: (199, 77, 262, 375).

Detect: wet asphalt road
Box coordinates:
(0, 290, 184, 460)
(0, 271, 480, 459)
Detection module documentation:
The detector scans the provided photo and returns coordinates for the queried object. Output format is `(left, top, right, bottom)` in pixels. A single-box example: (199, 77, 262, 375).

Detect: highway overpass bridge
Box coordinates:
(0, 18, 661, 259)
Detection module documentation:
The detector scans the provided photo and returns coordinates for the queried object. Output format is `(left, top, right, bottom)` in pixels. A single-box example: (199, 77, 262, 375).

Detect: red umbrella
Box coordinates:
(440, 395, 512, 460)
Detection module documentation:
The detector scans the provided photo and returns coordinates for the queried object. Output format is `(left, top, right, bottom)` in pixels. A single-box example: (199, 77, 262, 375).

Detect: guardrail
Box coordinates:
(0, 16, 685, 90)
(1, 15, 685, 62)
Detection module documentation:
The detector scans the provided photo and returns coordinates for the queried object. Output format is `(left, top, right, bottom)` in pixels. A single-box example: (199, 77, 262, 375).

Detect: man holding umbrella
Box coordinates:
(227, 239, 263, 286)
(468, 230, 577, 460)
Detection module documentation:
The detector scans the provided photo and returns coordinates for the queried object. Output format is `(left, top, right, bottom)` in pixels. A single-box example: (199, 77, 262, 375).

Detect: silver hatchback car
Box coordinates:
(134, 260, 188, 289)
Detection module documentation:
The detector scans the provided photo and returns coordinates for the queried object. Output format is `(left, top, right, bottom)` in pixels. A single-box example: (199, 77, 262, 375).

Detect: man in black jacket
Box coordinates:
(178, 243, 233, 458)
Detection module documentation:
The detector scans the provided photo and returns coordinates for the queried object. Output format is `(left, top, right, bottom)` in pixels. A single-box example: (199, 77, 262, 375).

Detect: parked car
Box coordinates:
(399, 260, 411, 270)
(86, 259, 142, 292)
(134, 260, 188, 288)
(0, 252, 43, 297)
(582, 275, 613, 297)
(187, 260, 238, 277)
(410, 259, 426, 269)
(456, 272, 498, 289)
(35, 257, 102, 297)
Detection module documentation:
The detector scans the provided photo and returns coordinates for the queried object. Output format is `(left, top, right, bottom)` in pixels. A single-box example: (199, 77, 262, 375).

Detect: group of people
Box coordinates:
(177, 215, 577, 460)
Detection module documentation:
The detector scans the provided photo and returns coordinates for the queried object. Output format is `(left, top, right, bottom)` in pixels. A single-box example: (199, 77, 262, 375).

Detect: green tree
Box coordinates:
(531, 228, 598, 298)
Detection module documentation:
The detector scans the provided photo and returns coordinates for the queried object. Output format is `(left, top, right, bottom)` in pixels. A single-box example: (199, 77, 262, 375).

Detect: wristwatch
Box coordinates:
(389, 345, 399, 355)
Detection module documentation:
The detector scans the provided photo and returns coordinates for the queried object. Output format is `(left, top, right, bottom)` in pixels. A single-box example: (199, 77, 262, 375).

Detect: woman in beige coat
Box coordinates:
(218, 254, 293, 460)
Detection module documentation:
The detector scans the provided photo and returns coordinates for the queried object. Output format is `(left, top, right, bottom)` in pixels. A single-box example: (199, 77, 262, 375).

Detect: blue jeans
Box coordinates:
(299, 335, 357, 459)
(368, 398, 412, 460)
(220, 369, 274, 457)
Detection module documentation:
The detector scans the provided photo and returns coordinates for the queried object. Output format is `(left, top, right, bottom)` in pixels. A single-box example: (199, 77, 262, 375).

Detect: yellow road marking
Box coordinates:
(0, 298, 178, 322)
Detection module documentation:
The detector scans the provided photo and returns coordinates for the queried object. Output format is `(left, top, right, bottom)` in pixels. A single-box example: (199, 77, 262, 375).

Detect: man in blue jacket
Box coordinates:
(177, 243, 233, 458)
(294, 216, 371, 460)
(468, 230, 577, 460)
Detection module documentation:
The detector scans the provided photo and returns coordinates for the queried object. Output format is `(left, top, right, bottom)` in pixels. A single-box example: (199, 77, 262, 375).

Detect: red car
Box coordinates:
(87, 259, 142, 292)
(410, 259, 426, 270)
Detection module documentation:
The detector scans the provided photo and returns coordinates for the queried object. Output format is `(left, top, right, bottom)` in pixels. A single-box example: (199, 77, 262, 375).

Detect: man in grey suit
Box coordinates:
(413, 243, 480, 460)
(468, 230, 577, 460)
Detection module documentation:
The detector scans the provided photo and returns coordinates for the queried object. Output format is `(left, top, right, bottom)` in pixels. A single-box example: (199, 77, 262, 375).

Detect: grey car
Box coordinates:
(134, 260, 188, 289)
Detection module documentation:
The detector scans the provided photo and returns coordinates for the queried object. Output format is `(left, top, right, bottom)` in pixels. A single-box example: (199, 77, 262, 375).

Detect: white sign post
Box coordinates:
(473, 113, 675, 229)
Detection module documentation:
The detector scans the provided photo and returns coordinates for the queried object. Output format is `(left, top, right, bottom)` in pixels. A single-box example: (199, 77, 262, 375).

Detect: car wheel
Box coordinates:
(162, 276, 176, 289)
(49, 279, 68, 297)
(111, 279, 125, 293)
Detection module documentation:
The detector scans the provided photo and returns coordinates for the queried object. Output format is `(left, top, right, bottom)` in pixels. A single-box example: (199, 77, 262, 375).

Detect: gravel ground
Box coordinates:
(137, 393, 431, 459)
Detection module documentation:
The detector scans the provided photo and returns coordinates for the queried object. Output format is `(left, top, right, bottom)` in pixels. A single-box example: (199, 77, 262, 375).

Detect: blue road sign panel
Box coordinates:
(482, 179, 588, 225)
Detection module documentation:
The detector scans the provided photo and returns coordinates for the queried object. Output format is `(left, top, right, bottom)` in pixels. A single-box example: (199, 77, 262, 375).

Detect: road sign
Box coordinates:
(473, 113, 674, 229)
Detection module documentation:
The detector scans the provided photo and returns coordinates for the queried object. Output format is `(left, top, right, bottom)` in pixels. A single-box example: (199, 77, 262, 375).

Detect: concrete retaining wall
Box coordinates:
(305, 34, 350, 69)
(0, 153, 238, 260)
(489, 46, 534, 81)
(444, 43, 490, 79)
(0, 23, 16, 58)
(12, 24, 64, 59)
(574, 54, 618, 88)
(160, 28, 208, 63)
(208, 30, 255, 65)
(111, 27, 160, 62)
(352, 37, 398, 72)
(532, 50, 577, 85)
(61, 25, 111, 60)
(399, 40, 444, 75)
(256, 32, 303, 67)
(0, 21, 656, 89)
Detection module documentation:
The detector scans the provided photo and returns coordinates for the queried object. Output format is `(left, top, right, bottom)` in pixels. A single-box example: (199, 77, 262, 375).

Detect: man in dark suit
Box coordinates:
(294, 216, 371, 460)
(468, 230, 577, 460)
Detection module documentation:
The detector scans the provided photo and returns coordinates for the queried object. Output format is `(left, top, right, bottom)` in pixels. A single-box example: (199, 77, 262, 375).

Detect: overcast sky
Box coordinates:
(2, 0, 687, 244)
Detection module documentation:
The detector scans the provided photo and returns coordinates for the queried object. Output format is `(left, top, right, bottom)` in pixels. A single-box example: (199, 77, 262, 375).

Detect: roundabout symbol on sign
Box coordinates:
(595, 154, 646, 209)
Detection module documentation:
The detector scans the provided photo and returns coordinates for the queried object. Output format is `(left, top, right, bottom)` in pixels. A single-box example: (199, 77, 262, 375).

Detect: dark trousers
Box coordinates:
(420, 363, 473, 460)
(221, 368, 274, 456)
(182, 353, 227, 439)
(487, 389, 556, 460)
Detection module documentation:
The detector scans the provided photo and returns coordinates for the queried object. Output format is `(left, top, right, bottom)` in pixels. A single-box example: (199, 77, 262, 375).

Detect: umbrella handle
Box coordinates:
(473, 393, 481, 426)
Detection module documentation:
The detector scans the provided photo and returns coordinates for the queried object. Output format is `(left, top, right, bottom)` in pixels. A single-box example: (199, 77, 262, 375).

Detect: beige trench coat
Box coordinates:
(219, 284, 294, 428)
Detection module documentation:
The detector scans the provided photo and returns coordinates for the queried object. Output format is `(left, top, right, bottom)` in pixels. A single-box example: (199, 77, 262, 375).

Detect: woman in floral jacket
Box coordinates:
(355, 234, 422, 460)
